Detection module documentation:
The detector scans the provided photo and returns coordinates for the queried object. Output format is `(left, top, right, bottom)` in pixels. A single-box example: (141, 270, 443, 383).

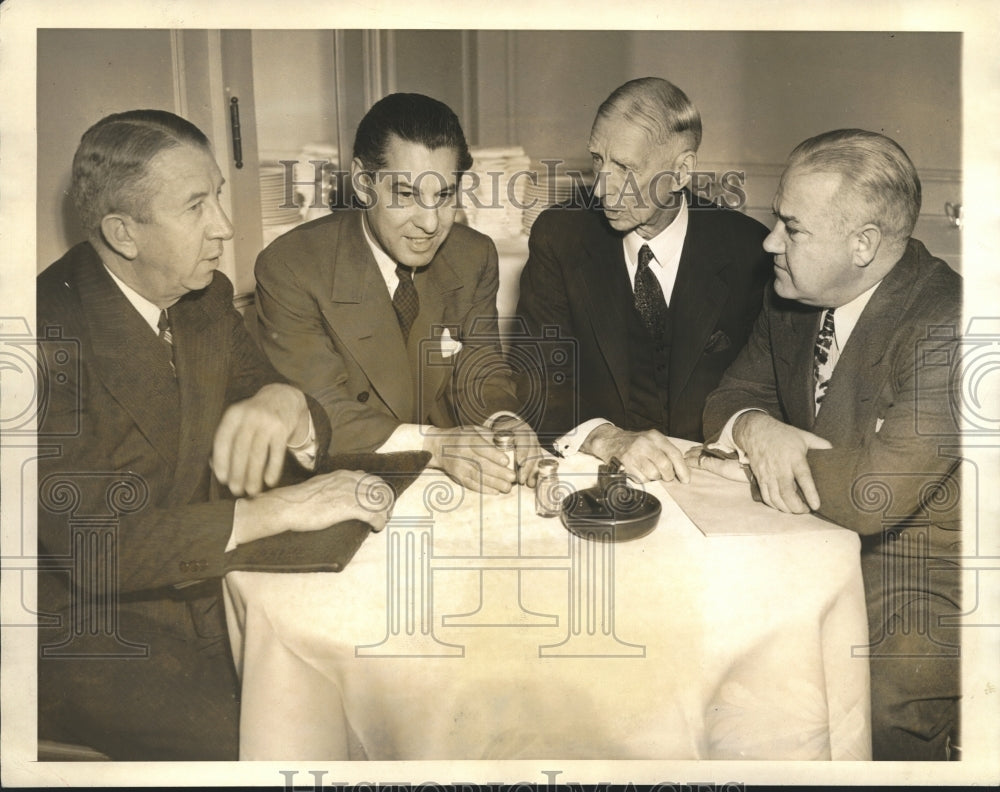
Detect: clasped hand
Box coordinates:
(423, 417, 545, 494)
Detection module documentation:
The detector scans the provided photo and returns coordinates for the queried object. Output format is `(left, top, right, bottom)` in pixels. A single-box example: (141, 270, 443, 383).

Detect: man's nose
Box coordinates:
(411, 202, 440, 234)
(763, 223, 784, 254)
(592, 168, 613, 200)
(209, 201, 235, 240)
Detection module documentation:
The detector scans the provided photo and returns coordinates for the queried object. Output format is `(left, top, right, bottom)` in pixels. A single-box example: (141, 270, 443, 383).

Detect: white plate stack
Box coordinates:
(521, 175, 577, 234)
(259, 144, 339, 247)
(259, 164, 305, 227)
(464, 146, 532, 239)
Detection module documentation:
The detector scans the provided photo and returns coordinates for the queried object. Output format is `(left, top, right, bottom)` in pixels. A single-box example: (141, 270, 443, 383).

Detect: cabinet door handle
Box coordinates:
(229, 96, 243, 169)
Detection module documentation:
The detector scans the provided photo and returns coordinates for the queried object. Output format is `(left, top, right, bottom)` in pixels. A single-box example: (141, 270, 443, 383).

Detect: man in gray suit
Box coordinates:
(701, 129, 963, 760)
(256, 93, 542, 492)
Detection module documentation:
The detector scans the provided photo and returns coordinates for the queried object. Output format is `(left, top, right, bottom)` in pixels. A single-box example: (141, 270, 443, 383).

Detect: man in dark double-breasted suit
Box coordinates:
(36, 110, 389, 760)
(515, 77, 771, 483)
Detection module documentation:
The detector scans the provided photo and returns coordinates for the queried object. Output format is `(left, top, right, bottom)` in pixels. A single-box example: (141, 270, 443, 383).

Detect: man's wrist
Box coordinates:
(732, 410, 764, 450)
(581, 422, 617, 461)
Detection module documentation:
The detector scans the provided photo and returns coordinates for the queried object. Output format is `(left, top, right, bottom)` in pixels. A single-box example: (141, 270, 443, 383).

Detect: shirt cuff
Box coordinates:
(376, 423, 428, 454)
(225, 500, 243, 552)
(287, 414, 318, 470)
(706, 408, 765, 465)
(553, 418, 613, 458)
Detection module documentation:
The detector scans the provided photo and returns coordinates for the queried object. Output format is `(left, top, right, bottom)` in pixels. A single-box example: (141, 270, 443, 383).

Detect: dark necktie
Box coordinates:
(393, 265, 419, 342)
(157, 308, 175, 375)
(633, 244, 668, 339)
(813, 308, 838, 413)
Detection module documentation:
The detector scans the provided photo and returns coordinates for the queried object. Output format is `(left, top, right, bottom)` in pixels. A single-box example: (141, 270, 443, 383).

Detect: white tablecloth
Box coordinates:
(224, 452, 871, 761)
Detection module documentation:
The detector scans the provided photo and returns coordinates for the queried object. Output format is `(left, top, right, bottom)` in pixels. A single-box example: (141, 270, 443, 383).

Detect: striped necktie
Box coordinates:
(813, 308, 838, 413)
(157, 308, 175, 375)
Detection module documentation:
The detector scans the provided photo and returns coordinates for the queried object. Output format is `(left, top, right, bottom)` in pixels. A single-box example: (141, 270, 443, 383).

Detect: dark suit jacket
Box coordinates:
(254, 209, 520, 453)
(515, 196, 772, 441)
(703, 238, 962, 557)
(36, 242, 331, 614)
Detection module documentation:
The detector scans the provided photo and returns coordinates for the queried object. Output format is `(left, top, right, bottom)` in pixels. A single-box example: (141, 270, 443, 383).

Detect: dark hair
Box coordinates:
(352, 93, 473, 173)
(71, 109, 211, 234)
(595, 77, 702, 152)
(785, 128, 921, 241)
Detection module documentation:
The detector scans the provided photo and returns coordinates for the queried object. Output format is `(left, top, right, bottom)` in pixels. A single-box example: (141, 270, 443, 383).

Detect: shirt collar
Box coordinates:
(360, 211, 403, 293)
(623, 197, 688, 269)
(103, 265, 163, 334)
(830, 279, 883, 351)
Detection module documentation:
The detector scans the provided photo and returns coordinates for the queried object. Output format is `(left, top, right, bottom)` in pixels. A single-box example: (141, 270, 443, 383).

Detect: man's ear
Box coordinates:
(852, 223, 882, 268)
(671, 149, 698, 190)
(100, 214, 139, 260)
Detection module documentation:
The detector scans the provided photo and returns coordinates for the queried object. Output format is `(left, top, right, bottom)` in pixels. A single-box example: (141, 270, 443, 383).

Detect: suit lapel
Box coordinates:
(73, 249, 181, 467)
(324, 213, 413, 420)
(169, 288, 229, 504)
(813, 253, 918, 443)
(415, 245, 465, 413)
(772, 296, 822, 431)
(576, 211, 633, 409)
(668, 203, 729, 405)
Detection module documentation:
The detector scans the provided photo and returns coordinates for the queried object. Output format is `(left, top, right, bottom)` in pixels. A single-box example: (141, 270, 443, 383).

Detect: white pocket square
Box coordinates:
(875, 417, 885, 433)
(439, 328, 463, 358)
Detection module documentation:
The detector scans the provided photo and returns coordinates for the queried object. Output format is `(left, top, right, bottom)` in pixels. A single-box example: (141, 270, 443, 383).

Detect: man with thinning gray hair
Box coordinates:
(515, 77, 771, 481)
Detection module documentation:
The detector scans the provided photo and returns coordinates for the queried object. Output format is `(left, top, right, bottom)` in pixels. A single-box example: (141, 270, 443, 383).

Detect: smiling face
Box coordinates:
(587, 112, 692, 240)
(764, 167, 870, 308)
(353, 135, 460, 269)
(122, 143, 234, 307)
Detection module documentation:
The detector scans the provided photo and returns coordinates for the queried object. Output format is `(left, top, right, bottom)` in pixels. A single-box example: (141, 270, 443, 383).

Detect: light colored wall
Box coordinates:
(626, 31, 961, 172)
(37, 29, 177, 270)
(251, 30, 339, 162)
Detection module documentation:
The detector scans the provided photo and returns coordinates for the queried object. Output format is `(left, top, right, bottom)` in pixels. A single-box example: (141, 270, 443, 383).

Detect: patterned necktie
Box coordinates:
(157, 308, 175, 375)
(393, 265, 420, 342)
(633, 244, 669, 339)
(813, 308, 838, 414)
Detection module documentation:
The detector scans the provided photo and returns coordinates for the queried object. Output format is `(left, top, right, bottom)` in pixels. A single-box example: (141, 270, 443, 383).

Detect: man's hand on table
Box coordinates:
(212, 383, 311, 497)
(732, 411, 832, 514)
(490, 414, 546, 487)
(683, 446, 752, 483)
(581, 424, 691, 484)
(232, 469, 392, 546)
(422, 425, 517, 494)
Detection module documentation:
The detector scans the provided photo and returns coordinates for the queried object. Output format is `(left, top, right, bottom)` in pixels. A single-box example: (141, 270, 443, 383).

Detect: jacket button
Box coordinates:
(357, 391, 369, 403)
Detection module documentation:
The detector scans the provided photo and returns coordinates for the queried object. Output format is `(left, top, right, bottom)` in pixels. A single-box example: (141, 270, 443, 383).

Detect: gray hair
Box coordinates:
(595, 77, 702, 151)
(71, 109, 211, 234)
(784, 128, 921, 241)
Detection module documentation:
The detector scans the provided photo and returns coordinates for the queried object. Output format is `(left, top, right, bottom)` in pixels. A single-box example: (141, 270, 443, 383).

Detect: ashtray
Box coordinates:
(559, 460, 661, 542)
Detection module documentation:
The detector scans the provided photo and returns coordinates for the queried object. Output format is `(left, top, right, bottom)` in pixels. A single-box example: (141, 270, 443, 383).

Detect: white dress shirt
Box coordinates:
(554, 199, 689, 457)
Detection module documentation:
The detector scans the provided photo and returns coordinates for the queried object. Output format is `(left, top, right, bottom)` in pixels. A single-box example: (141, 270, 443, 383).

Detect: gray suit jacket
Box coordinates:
(255, 209, 519, 453)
